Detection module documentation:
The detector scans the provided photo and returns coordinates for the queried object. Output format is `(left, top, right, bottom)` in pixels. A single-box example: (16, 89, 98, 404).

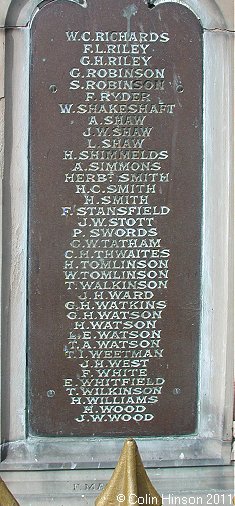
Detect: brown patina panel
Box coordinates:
(28, 0, 203, 436)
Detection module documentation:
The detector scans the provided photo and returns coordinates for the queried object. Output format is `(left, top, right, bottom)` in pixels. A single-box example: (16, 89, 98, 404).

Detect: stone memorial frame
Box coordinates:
(0, 0, 233, 476)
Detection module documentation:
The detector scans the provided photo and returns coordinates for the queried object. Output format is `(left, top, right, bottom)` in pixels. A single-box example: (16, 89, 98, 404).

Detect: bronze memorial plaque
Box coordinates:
(28, 0, 203, 436)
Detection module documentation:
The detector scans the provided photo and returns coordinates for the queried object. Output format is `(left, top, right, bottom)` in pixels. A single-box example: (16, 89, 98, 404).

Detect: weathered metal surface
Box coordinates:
(28, 0, 203, 436)
(95, 438, 162, 505)
(0, 478, 20, 506)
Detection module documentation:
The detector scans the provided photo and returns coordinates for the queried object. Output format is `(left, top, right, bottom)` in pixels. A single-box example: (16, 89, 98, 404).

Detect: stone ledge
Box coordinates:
(0, 465, 234, 505)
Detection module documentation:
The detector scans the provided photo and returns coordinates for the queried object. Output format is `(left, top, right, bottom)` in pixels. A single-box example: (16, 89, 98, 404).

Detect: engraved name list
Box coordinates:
(28, 0, 202, 437)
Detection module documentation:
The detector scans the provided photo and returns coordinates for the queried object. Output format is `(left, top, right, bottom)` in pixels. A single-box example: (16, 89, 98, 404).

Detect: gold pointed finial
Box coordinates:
(95, 438, 162, 506)
(0, 477, 20, 506)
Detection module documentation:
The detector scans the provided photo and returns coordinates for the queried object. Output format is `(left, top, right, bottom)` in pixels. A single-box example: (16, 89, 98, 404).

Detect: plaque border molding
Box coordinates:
(0, 0, 234, 470)
(1, 0, 229, 29)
